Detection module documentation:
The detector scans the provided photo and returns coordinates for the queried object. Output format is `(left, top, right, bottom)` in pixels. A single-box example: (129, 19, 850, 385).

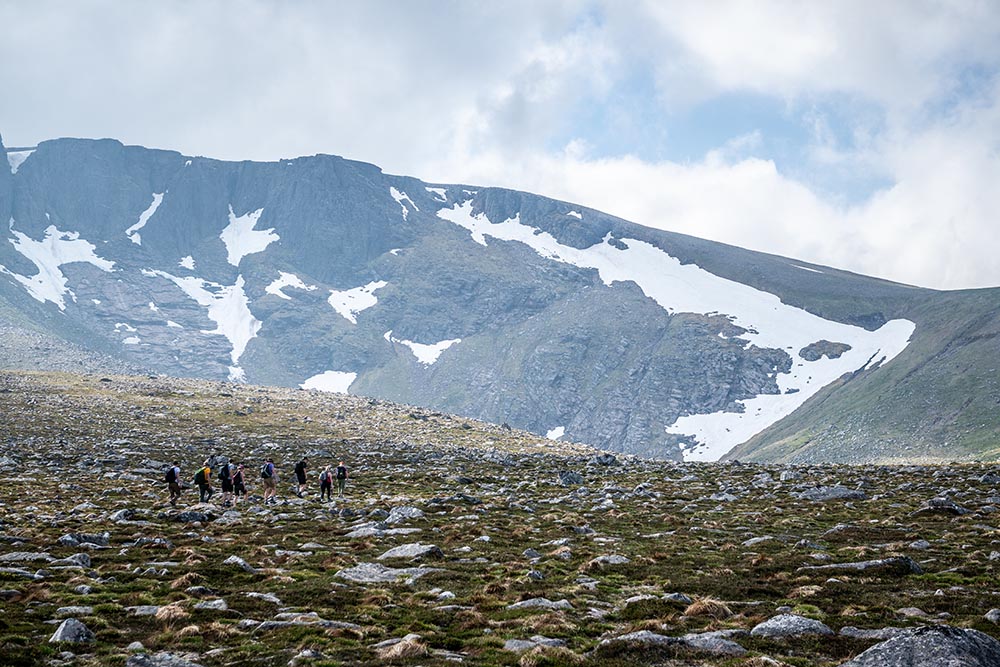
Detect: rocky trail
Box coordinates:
(1, 371, 1000, 666)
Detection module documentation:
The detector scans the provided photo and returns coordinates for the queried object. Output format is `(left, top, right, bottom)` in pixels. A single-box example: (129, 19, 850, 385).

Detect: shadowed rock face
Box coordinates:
(840, 626, 1000, 667)
(1, 135, 998, 462)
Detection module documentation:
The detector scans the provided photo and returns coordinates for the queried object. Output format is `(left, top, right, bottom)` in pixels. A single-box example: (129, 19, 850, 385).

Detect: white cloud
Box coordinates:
(2, 2, 999, 289)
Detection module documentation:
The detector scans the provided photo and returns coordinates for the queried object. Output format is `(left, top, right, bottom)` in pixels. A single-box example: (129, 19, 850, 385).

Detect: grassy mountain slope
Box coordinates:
(727, 288, 1000, 463)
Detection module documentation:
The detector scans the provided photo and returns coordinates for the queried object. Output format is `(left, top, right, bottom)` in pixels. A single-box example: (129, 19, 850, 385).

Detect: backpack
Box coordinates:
(194, 468, 206, 485)
(295, 461, 305, 475)
(165, 467, 177, 484)
(319, 471, 330, 483)
(219, 464, 231, 481)
(336, 465, 347, 480)
(260, 463, 273, 479)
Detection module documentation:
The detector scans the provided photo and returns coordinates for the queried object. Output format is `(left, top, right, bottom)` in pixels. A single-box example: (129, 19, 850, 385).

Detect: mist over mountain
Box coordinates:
(2, 133, 998, 462)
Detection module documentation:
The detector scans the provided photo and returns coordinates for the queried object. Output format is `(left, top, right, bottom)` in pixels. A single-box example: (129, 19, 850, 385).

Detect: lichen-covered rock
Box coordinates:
(749, 614, 833, 638)
(49, 618, 95, 643)
(839, 625, 1000, 666)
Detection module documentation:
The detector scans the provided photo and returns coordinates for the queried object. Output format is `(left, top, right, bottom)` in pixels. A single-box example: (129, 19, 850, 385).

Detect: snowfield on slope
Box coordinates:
(125, 192, 164, 245)
(301, 370, 357, 394)
(328, 280, 387, 324)
(220, 206, 278, 266)
(437, 200, 916, 462)
(1, 220, 115, 309)
(141, 269, 261, 379)
(265, 271, 317, 300)
(384, 330, 461, 365)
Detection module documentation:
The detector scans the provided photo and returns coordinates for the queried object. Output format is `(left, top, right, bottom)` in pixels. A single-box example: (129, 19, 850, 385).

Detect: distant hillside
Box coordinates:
(1, 131, 998, 462)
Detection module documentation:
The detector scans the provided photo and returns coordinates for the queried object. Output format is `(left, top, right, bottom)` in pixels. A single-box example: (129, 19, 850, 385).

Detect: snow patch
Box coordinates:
(792, 264, 824, 274)
(389, 187, 419, 220)
(220, 206, 278, 266)
(301, 370, 356, 394)
(566, 210, 582, 219)
(384, 330, 461, 365)
(1, 221, 115, 309)
(114, 322, 137, 333)
(228, 366, 247, 383)
(141, 269, 261, 365)
(265, 271, 317, 300)
(389, 248, 402, 256)
(148, 302, 159, 312)
(125, 192, 164, 245)
(166, 320, 183, 329)
(179, 256, 195, 270)
(547, 426, 565, 440)
(7, 149, 35, 174)
(425, 186, 448, 202)
(184, 160, 192, 167)
(122, 336, 141, 345)
(328, 280, 387, 324)
(436, 200, 916, 462)
(91, 299, 101, 305)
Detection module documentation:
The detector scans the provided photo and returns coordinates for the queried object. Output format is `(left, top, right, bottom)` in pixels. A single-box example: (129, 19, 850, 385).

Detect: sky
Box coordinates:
(2, 0, 999, 290)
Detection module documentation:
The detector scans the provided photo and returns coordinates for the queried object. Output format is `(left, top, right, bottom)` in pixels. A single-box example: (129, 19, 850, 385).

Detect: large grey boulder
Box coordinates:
(376, 543, 444, 561)
(797, 486, 867, 501)
(596, 630, 746, 658)
(749, 614, 833, 638)
(839, 625, 1000, 666)
(127, 652, 204, 667)
(49, 618, 95, 643)
(335, 562, 439, 584)
(797, 556, 923, 576)
(385, 506, 425, 524)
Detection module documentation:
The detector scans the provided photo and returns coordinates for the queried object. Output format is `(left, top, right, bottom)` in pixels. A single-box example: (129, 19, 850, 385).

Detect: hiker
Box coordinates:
(193, 463, 213, 503)
(165, 461, 182, 506)
(336, 460, 349, 498)
(319, 466, 333, 502)
(218, 458, 234, 507)
(260, 457, 277, 505)
(294, 457, 309, 497)
(232, 462, 247, 505)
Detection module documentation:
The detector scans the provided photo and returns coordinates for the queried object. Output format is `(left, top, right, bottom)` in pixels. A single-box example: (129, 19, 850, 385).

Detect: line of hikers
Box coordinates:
(164, 456, 349, 506)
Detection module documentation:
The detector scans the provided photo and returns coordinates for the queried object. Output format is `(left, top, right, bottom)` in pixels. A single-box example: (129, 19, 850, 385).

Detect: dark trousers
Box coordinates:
(198, 484, 213, 503)
(169, 482, 181, 505)
(320, 481, 332, 501)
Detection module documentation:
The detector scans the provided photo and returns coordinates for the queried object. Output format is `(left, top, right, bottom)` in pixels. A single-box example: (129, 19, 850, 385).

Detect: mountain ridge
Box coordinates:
(1, 132, 998, 463)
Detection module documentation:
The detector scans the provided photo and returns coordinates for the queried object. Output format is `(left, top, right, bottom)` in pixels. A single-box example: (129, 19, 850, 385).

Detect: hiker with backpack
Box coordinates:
(218, 458, 234, 507)
(294, 457, 309, 497)
(194, 463, 213, 503)
(319, 465, 333, 502)
(232, 462, 247, 504)
(260, 457, 277, 505)
(165, 461, 182, 506)
(336, 460, 349, 498)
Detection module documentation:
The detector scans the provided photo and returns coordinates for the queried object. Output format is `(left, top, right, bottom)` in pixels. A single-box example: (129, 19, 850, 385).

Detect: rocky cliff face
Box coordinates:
(1, 134, 994, 462)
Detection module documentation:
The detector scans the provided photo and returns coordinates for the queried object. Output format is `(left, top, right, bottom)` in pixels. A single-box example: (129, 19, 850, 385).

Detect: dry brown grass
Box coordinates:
(155, 603, 189, 624)
(519, 645, 584, 667)
(684, 597, 733, 620)
(523, 612, 576, 633)
(376, 638, 428, 660)
(788, 585, 822, 598)
(482, 580, 508, 596)
(176, 624, 201, 637)
(361, 590, 394, 606)
(169, 572, 202, 589)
